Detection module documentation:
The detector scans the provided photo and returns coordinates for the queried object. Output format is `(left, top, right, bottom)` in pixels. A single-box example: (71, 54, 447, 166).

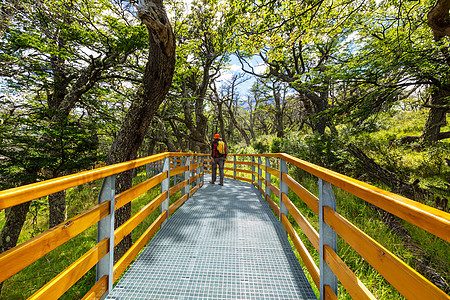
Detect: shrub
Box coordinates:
(270, 137, 283, 153)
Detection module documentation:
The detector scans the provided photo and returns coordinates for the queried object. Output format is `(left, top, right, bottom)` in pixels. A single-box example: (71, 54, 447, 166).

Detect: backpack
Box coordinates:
(217, 140, 225, 154)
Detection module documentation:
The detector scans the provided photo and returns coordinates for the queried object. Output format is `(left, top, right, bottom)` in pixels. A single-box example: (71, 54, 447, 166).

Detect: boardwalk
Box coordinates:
(106, 176, 316, 299)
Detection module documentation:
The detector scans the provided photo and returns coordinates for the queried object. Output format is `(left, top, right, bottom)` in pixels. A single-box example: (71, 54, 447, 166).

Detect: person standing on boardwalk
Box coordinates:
(210, 133, 227, 186)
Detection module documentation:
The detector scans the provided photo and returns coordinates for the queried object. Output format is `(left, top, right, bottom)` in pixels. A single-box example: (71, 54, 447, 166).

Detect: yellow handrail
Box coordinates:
(1, 152, 448, 299)
(238, 153, 449, 299)
(278, 153, 450, 242)
(0, 152, 206, 299)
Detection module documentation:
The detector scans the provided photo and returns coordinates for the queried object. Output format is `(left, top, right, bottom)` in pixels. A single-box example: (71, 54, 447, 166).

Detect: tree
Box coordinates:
(0, 1, 147, 288)
(333, 0, 450, 145)
(228, 0, 365, 134)
(106, 0, 176, 261)
(163, 0, 231, 152)
(428, 0, 450, 40)
(210, 73, 252, 146)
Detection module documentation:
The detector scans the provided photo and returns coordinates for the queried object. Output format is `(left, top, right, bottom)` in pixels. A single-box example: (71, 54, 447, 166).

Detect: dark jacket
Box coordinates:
(211, 138, 227, 158)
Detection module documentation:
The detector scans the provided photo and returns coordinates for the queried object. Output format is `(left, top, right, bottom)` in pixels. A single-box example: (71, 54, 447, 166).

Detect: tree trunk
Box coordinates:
(0, 201, 31, 296)
(347, 143, 427, 200)
(420, 87, 450, 145)
(217, 101, 226, 144)
(107, 0, 175, 262)
(427, 0, 450, 40)
(0, 0, 23, 38)
(273, 88, 284, 138)
(225, 102, 251, 146)
(48, 190, 67, 228)
(0, 201, 31, 255)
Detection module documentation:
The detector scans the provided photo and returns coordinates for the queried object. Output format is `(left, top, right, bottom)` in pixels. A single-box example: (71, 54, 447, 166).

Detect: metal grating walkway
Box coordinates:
(106, 176, 316, 299)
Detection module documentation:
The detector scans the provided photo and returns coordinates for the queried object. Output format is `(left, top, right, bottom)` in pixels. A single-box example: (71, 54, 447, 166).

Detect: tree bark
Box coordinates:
(106, 0, 175, 262)
(273, 86, 284, 138)
(427, 0, 450, 40)
(0, 0, 22, 38)
(225, 101, 251, 146)
(48, 190, 67, 228)
(0, 201, 31, 256)
(420, 87, 450, 145)
(0, 201, 31, 295)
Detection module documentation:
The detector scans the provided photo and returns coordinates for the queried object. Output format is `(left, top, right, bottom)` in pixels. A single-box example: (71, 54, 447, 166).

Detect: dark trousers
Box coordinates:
(212, 157, 225, 184)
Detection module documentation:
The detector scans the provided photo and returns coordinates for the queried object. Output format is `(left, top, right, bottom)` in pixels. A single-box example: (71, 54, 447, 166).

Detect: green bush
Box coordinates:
(270, 137, 283, 153)
(252, 140, 269, 153)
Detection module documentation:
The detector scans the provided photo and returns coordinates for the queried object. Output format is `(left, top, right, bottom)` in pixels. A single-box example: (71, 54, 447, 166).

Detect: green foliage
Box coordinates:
(270, 137, 283, 153)
(269, 132, 347, 171)
(252, 140, 269, 153)
(0, 97, 105, 189)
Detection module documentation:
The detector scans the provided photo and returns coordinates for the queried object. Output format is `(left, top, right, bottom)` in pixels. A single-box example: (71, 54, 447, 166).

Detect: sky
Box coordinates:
(216, 55, 267, 98)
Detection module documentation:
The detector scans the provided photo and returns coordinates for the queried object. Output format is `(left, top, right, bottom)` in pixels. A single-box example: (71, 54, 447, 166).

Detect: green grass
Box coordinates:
(355, 110, 450, 190)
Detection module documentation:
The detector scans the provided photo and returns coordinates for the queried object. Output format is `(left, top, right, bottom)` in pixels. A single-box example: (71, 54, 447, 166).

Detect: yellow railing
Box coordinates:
(0, 152, 206, 300)
(1, 152, 449, 299)
(205, 153, 450, 299)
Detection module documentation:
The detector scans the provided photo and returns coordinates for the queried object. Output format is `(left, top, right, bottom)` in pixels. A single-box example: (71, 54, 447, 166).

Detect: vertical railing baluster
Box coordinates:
(319, 179, 338, 299)
(196, 156, 201, 187)
(265, 157, 271, 201)
(183, 156, 190, 198)
(160, 156, 170, 222)
(96, 174, 116, 297)
(173, 157, 178, 185)
(233, 155, 236, 180)
(251, 156, 255, 185)
(279, 158, 289, 234)
(200, 156, 204, 185)
(258, 157, 262, 191)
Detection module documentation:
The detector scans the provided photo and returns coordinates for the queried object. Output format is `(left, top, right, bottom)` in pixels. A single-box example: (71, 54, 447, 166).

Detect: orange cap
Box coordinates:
(214, 134, 220, 139)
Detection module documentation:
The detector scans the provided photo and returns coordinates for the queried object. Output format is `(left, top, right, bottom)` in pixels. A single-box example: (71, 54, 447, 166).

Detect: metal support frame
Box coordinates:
(257, 157, 262, 190)
(251, 156, 255, 185)
(200, 156, 204, 185)
(265, 157, 271, 201)
(173, 157, 178, 185)
(96, 175, 116, 299)
(233, 155, 236, 180)
(160, 156, 170, 221)
(279, 158, 288, 235)
(319, 179, 338, 299)
(183, 156, 190, 197)
(196, 156, 201, 186)
(189, 157, 197, 189)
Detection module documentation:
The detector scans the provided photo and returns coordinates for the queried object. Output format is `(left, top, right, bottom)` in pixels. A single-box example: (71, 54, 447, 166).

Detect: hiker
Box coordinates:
(210, 133, 227, 186)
